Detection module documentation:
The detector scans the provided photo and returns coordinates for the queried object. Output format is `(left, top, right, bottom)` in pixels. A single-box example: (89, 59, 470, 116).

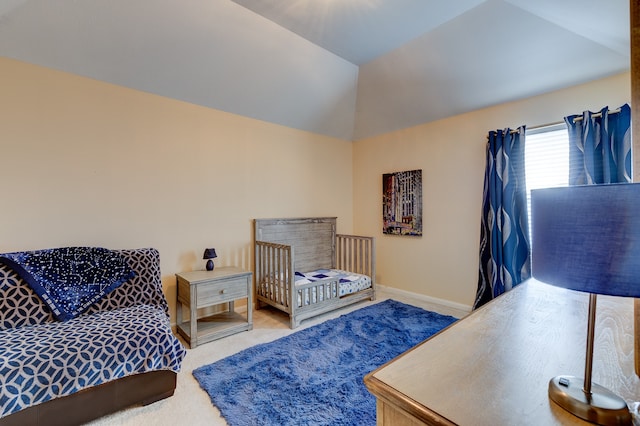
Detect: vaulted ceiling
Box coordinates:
(0, 0, 630, 141)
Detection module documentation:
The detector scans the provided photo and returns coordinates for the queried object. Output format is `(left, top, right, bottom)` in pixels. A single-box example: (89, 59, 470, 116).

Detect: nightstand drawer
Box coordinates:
(197, 276, 248, 307)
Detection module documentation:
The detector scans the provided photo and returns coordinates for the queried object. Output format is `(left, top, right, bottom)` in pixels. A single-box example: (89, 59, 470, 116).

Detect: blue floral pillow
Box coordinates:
(0, 247, 136, 321)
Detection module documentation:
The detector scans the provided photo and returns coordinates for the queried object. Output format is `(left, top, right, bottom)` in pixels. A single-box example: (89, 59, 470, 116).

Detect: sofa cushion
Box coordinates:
(0, 247, 136, 321)
(86, 247, 169, 315)
(0, 248, 167, 330)
(0, 266, 53, 330)
(0, 304, 186, 418)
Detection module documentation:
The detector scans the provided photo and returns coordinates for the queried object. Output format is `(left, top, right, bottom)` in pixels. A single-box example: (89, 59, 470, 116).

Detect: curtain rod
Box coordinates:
(505, 108, 623, 134)
(508, 121, 563, 134)
(572, 107, 621, 123)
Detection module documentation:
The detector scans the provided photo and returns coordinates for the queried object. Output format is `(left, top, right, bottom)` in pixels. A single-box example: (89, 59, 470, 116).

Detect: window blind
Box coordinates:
(525, 124, 569, 241)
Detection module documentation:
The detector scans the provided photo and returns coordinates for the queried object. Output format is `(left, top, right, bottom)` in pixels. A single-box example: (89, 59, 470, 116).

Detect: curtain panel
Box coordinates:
(565, 103, 632, 185)
(474, 127, 531, 309)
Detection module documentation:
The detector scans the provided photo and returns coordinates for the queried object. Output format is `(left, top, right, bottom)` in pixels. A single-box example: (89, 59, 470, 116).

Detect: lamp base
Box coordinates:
(548, 376, 631, 425)
(206, 259, 214, 271)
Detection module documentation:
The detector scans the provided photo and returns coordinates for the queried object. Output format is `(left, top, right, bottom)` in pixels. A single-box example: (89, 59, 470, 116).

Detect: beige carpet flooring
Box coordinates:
(88, 288, 464, 426)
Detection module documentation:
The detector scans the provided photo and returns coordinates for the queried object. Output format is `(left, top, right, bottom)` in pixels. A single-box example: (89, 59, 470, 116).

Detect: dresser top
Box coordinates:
(365, 279, 640, 425)
(176, 266, 250, 284)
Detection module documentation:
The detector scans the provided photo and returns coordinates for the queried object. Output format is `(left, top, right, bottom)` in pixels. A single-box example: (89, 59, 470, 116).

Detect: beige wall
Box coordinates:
(1, 56, 632, 319)
(0, 57, 355, 323)
(353, 72, 631, 309)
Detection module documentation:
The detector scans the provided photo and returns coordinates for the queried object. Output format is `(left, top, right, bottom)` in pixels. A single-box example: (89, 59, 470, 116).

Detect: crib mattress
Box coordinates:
(295, 269, 371, 295)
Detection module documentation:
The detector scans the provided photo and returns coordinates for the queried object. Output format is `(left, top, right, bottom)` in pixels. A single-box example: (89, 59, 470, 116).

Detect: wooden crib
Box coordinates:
(254, 217, 376, 328)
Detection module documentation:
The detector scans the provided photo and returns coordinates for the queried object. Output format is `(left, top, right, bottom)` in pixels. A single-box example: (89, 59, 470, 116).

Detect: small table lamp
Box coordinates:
(532, 183, 640, 425)
(203, 248, 217, 271)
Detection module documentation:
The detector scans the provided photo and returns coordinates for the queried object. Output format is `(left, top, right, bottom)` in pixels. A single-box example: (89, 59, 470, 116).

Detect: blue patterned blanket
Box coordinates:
(0, 247, 136, 321)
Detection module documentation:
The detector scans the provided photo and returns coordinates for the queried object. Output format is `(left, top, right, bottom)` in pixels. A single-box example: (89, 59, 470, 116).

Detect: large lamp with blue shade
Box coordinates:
(531, 183, 640, 425)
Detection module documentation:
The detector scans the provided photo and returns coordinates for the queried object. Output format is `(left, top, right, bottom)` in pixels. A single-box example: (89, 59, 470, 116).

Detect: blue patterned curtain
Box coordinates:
(564, 104, 631, 185)
(474, 127, 531, 309)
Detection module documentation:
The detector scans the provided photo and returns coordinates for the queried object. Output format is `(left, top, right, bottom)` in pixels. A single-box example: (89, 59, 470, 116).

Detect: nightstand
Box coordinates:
(175, 266, 253, 348)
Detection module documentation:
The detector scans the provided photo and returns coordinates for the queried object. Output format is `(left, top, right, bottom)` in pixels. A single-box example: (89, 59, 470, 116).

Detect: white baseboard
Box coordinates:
(376, 284, 472, 318)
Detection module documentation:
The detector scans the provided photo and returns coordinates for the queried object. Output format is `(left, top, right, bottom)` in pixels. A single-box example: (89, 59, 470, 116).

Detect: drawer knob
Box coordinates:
(220, 289, 227, 294)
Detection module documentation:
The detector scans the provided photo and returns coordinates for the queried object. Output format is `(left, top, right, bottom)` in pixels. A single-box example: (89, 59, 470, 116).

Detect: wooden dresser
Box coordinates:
(365, 279, 640, 425)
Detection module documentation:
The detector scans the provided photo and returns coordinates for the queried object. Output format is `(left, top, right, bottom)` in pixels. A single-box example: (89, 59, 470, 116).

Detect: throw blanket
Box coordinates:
(0, 247, 135, 321)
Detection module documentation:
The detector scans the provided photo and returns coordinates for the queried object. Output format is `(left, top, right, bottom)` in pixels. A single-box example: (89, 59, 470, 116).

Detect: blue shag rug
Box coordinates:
(193, 299, 457, 426)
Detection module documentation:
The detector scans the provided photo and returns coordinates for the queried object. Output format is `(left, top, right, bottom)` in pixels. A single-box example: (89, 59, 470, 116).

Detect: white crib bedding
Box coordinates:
(295, 269, 371, 306)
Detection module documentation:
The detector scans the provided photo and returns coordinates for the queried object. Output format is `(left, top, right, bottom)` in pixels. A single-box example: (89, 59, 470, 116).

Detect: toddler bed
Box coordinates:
(254, 217, 375, 328)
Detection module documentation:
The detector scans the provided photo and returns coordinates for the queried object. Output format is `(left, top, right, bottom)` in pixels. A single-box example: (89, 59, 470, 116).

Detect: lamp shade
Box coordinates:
(203, 248, 217, 260)
(531, 183, 640, 298)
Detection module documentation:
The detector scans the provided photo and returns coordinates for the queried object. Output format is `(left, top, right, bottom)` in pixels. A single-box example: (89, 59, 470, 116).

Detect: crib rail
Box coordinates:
(296, 277, 340, 305)
(292, 277, 342, 325)
(255, 240, 294, 312)
(336, 234, 376, 285)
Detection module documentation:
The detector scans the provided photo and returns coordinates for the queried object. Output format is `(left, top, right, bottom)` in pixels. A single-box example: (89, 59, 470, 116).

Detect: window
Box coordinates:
(525, 124, 569, 240)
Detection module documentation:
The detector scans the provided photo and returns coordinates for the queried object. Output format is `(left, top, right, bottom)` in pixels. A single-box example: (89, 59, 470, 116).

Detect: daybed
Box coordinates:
(254, 217, 376, 328)
(0, 247, 186, 426)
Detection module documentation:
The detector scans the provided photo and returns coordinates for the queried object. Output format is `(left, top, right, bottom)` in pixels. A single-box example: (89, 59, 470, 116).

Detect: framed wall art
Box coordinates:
(382, 169, 422, 236)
